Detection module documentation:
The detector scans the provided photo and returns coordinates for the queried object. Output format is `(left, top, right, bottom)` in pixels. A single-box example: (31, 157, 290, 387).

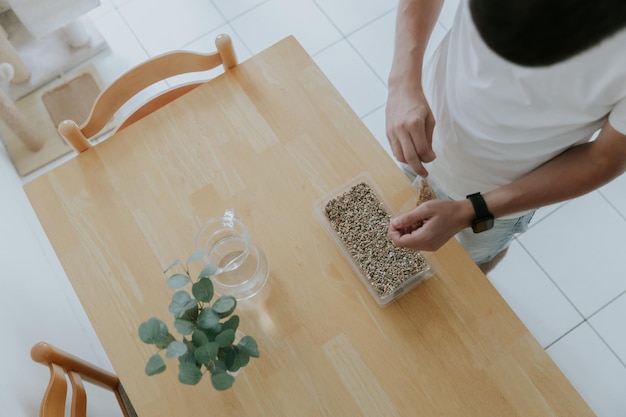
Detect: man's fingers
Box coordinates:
(412, 116, 436, 164)
(388, 132, 407, 164)
(385, 101, 436, 177)
(399, 131, 429, 177)
(390, 205, 428, 231)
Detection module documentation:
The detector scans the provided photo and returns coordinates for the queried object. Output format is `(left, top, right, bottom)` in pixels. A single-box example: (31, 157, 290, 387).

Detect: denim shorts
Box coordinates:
(401, 164, 534, 264)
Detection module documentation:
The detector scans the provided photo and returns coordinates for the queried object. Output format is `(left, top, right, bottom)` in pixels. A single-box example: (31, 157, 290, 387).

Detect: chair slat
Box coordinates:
(31, 342, 136, 417)
(68, 371, 88, 417)
(40, 363, 67, 417)
(57, 33, 237, 152)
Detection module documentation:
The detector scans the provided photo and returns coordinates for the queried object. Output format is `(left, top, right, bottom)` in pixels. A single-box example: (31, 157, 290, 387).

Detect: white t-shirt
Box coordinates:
(423, 0, 626, 217)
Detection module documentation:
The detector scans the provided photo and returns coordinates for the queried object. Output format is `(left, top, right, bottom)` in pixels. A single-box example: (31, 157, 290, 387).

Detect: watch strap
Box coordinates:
(466, 192, 491, 218)
(466, 192, 494, 233)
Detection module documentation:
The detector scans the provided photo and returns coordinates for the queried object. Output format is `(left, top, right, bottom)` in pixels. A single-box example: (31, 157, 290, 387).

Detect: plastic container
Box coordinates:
(314, 173, 433, 307)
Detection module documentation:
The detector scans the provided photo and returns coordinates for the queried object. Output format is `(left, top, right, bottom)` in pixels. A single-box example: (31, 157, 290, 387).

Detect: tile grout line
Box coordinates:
(212, 0, 271, 22)
(588, 315, 626, 368)
(108, 2, 152, 59)
(598, 188, 626, 222)
(525, 201, 569, 231)
(584, 288, 626, 370)
(360, 103, 386, 121)
(312, 0, 397, 39)
(518, 239, 626, 368)
(208, 0, 270, 58)
(310, 2, 395, 88)
(544, 321, 585, 350)
(516, 238, 586, 319)
(545, 315, 626, 369)
(585, 289, 626, 321)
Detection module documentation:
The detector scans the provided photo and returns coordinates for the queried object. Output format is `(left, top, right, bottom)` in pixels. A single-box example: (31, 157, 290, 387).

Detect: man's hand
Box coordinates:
(385, 86, 436, 177)
(388, 198, 474, 251)
(385, 0, 443, 177)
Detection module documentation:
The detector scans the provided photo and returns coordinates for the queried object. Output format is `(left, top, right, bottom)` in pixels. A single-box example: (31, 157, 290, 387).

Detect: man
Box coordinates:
(386, 0, 626, 272)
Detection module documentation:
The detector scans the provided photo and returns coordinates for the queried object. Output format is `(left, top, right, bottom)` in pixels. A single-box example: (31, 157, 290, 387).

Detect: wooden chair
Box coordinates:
(58, 33, 237, 153)
(31, 341, 137, 417)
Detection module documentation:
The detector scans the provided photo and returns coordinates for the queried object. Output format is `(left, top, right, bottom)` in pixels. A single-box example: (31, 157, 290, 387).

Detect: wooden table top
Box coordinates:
(24, 36, 592, 416)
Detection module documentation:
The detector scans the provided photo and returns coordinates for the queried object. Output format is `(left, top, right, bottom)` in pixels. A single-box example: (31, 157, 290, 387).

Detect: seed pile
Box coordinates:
(324, 182, 428, 298)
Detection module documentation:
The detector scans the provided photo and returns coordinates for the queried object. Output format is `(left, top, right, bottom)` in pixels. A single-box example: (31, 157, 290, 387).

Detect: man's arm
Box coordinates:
(386, 0, 444, 177)
(389, 121, 626, 251)
(484, 122, 626, 217)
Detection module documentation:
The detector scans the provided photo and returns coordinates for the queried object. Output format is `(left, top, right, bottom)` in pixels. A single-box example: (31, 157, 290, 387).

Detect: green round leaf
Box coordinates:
(212, 295, 237, 317)
(199, 263, 218, 279)
(187, 250, 207, 264)
(211, 359, 227, 374)
(192, 278, 214, 303)
(173, 319, 195, 335)
(197, 308, 220, 329)
(179, 303, 199, 321)
(194, 342, 219, 366)
(166, 341, 188, 359)
(234, 349, 250, 369)
(182, 339, 195, 355)
(211, 372, 235, 391)
(192, 330, 209, 347)
(163, 259, 180, 274)
(156, 335, 176, 350)
(138, 318, 170, 345)
(216, 328, 236, 348)
(222, 346, 237, 370)
(145, 353, 166, 376)
(167, 273, 191, 289)
(169, 291, 197, 318)
(238, 336, 260, 358)
(203, 325, 222, 342)
(178, 362, 203, 385)
(178, 350, 197, 366)
(221, 315, 240, 333)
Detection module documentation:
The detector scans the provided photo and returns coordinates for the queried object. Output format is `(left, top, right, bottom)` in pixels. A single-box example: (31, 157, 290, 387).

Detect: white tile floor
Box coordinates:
(2, 0, 625, 415)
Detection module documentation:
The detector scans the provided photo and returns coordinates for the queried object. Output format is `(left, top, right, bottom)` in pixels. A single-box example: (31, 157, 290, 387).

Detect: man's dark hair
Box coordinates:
(469, 0, 626, 66)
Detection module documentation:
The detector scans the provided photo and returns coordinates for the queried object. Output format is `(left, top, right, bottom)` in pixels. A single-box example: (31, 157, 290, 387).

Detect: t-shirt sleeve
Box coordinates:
(609, 97, 626, 135)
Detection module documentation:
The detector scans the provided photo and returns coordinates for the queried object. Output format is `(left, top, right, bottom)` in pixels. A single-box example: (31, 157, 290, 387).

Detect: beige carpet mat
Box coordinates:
(0, 65, 114, 177)
(42, 73, 101, 129)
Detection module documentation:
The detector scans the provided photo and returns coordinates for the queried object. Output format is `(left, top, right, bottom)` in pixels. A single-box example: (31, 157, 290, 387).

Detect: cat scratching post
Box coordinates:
(0, 62, 44, 151)
(0, 25, 30, 83)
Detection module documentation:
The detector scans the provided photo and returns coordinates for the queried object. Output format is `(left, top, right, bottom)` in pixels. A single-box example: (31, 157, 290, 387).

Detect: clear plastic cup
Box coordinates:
(195, 209, 269, 301)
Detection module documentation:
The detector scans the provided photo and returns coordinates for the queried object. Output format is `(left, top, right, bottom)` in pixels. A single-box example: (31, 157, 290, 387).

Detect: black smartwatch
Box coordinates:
(466, 192, 494, 233)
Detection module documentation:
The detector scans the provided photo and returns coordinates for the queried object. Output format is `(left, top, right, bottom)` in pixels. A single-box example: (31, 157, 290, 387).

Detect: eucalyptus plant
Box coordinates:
(138, 251, 260, 391)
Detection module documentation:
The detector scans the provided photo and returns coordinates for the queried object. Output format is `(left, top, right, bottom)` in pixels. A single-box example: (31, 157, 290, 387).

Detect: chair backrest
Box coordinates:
(31, 342, 137, 417)
(58, 33, 237, 153)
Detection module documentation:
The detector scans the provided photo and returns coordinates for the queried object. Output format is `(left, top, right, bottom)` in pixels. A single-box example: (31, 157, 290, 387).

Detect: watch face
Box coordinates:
(473, 217, 494, 233)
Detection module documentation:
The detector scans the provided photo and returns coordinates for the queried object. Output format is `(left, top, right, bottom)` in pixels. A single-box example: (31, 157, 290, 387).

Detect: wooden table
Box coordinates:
(24, 36, 592, 416)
